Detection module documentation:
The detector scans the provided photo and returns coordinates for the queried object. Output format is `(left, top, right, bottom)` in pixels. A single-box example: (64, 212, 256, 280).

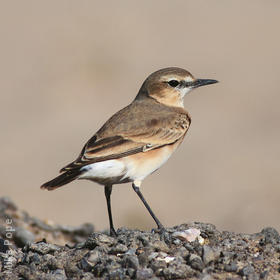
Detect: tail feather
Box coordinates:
(41, 169, 84, 191)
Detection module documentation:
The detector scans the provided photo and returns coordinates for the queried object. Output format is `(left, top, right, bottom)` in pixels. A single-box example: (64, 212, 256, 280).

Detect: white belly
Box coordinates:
(121, 145, 173, 181)
(79, 144, 177, 185)
(79, 160, 126, 184)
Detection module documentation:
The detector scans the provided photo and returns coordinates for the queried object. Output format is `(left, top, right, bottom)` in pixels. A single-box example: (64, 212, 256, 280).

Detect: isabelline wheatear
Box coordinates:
(41, 67, 218, 236)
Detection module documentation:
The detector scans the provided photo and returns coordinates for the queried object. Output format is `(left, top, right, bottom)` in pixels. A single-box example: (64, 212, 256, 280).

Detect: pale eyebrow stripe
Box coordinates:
(185, 76, 194, 82)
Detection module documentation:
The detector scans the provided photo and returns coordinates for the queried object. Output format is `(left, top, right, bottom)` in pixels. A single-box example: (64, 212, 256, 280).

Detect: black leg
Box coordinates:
(104, 185, 117, 236)
(132, 183, 164, 230)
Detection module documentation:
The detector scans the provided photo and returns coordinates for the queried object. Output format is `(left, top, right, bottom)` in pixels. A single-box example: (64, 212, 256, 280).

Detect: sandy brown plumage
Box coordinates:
(60, 97, 191, 172)
(41, 67, 218, 235)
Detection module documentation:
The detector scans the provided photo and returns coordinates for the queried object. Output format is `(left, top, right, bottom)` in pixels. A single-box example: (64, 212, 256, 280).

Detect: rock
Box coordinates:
(64, 260, 82, 278)
(172, 228, 201, 242)
(202, 245, 220, 265)
(127, 267, 135, 278)
(0, 196, 17, 212)
(259, 270, 269, 279)
(28, 241, 60, 254)
(85, 232, 116, 249)
(136, 268, 154, 279)
(239, 265, 255, 276)
(107, 267, 126, 280)
(58, 223, 94, 237)
(260, 227, 280, 245)
(29, 252, 41, 265)
(109, 243, 128, 254)
(87, 250, 101, 266)
(138, 247, 154, 266)
(151, 239, 170, 253)
(188, 254, 204, 271)
(172, 238, 181, 245)
(51, 269, 67, 280)
(79, 257, 93, 272)
(150, 258, 167, 275)
(184, 243, 194, 252)
(224, 262, 238, 272)
(201, 275, 215, 280)
(122, 254, 139, 270)
(0, 196, 96, 248)
(31, 217, 54, 231)
(14, 227, 35, 247)
(163, 263, 194, 279)
(173, 246, 189, 259)
(82, 272, 97, 280)
(1, 197, 280, 279)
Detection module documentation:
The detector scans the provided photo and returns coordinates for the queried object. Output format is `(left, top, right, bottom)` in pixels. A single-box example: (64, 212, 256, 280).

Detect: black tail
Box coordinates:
(41, 169, 84, 191)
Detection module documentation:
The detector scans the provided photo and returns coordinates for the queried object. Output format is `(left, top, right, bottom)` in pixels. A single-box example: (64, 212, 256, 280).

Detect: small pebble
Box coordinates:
(152, 240, 170, 252)
(29, 242, 60, 254)
(261, 227, 280, 245)
(239, 265, 255, 276)
(122, 254, 139, 270)
(109, 243, 128, 254)
(163, 263, 193, 279)
(14, 228, 35, 247)
(79, 257, 93, 272)
(224, 263, 238, 272)
(188, 254, 204, 271)
(203, 245, 220, 265)
(51, 269, 67, 280)
(136, 268, 154, 279)
(172, 228, 201, 242)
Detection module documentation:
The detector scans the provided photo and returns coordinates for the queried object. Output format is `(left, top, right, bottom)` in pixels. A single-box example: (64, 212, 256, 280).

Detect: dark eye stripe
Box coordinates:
(167, 80, 179, 87)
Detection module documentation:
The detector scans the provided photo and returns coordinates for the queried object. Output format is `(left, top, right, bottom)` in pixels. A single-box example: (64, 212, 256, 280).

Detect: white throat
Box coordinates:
(180, 87, 192, 98)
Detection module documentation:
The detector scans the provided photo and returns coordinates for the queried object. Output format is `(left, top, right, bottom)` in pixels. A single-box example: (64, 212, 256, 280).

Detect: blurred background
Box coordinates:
(1, 0, 280, 234)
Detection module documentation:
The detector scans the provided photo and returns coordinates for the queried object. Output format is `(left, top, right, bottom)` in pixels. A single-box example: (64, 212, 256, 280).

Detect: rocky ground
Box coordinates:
(1, 197, 280, 280)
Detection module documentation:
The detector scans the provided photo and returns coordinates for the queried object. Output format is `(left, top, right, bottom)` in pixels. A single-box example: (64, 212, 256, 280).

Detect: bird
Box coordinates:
(41, 67, 218, 236)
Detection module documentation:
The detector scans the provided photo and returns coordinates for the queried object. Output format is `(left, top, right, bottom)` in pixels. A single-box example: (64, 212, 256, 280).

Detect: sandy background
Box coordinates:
(1, 0, 279, 233)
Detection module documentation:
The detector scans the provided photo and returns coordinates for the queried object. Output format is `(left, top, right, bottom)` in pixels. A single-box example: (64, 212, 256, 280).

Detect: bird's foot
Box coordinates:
(110, 228, 118, 237)
(152, 226, 172, 243)
(152, 226, 166, 235)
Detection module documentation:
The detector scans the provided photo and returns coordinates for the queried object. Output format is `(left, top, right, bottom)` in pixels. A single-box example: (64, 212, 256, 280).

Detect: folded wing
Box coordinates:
(61, 100, 190, 172)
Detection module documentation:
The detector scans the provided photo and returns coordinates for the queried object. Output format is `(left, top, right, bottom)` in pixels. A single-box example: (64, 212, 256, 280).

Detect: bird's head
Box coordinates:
(136, 67, 218, 107)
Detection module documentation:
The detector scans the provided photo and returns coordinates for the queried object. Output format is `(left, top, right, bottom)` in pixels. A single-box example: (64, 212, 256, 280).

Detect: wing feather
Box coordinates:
(61, 99, 190, 172)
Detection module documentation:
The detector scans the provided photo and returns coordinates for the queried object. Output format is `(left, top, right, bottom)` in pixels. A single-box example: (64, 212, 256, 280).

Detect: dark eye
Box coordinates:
(167, 80, 179, 87)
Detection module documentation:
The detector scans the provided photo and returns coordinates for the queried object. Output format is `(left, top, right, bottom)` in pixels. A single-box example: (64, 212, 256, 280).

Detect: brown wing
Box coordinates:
(61, 135, 148, 171)
(61, 99, 190, 172)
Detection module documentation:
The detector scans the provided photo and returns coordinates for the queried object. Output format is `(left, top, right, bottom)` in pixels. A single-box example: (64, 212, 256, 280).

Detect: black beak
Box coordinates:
(192, 79, 218, 88)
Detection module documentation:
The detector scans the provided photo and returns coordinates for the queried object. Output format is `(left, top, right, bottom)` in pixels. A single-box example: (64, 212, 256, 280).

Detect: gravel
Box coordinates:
(1, 197, 280, 279)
